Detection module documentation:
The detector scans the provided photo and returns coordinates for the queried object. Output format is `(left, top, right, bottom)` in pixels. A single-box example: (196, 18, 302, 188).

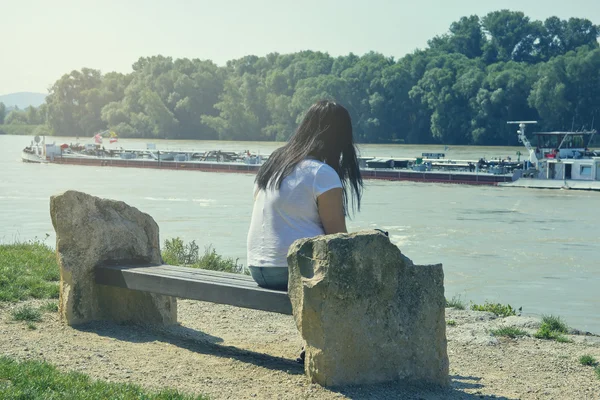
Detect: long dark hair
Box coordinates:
(255, 100, 363, 213)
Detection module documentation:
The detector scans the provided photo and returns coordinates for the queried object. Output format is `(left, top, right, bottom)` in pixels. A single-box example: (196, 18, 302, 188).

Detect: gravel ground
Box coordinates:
(1, 300, 599, 400)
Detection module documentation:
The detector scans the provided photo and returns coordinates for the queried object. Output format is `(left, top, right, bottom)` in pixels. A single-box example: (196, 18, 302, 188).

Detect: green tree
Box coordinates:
(0, 102, 5, 124)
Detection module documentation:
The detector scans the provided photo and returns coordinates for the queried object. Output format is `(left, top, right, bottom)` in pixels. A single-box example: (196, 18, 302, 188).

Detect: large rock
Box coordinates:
(50, 190, 176, 325)
(287, 230, 448, 387)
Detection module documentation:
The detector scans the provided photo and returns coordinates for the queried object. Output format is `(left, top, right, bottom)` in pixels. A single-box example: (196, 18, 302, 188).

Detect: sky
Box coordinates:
(1, 0, 599, 95)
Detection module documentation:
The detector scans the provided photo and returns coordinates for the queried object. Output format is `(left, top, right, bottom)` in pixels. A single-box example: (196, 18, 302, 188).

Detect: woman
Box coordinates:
(246, 100, 363, 291)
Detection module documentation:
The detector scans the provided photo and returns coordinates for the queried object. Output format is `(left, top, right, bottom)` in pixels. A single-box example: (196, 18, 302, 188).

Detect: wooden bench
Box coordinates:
(95, 264, 293, 315)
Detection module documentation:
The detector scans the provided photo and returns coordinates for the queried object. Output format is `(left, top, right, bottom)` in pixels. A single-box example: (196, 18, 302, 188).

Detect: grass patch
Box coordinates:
(579, 355, 597, 366)
(163, 238, 245, 274)
(26, 322, 37, 330)
(534, 315, 570, 342)
(11, 305, 42, 322)
(447, 320, 456, 326)
(596, 366, 600, 380)
(0, 240, 59, 302)
(446, 295, 466, 310)
(555, 335, 572, 343)
(490, 326, 528, 338)
(470, 301, 517, 317)
(0, 356, 207, 399)
(540, 315, 569, 333)
(40, 301, 58, 313)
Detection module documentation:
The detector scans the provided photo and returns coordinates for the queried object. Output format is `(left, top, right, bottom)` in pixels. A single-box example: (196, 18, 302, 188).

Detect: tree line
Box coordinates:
(2, 10, 599, 145)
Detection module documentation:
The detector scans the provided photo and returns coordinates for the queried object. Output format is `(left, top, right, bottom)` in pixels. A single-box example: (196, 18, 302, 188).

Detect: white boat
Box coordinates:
(500, 122, 600, 191)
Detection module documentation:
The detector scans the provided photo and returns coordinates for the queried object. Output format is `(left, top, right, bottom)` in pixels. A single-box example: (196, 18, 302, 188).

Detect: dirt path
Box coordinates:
(1, 300, 599, 399)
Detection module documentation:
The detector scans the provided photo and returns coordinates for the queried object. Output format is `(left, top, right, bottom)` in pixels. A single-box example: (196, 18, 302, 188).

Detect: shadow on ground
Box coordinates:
(75, 322, 514, 398)
(329, 375, 515, 399)
(75, 321, 304, 375)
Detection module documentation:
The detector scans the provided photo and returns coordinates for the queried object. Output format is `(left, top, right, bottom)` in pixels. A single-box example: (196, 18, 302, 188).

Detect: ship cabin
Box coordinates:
(533, 130, 600, 181)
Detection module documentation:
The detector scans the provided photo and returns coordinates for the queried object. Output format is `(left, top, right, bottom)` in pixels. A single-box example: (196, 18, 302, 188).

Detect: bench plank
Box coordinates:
(95, 264, 293, 315)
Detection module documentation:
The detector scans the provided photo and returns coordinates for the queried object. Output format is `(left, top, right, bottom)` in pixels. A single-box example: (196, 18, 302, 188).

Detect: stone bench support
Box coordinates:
(50, 190, 176, 326)
(287, 231, 449, 387)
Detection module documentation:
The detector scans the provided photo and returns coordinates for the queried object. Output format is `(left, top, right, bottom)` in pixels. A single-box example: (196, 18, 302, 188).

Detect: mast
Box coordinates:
(507, 121, 538, 166)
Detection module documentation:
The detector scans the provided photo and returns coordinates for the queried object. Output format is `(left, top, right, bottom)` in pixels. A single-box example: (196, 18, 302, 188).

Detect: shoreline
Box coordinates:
(1, 299, 599, 399)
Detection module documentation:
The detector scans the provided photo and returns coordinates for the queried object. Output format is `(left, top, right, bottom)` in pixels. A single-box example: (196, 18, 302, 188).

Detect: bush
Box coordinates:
(534, 316, 570, 342)
(162, 237, 200, 265)
(447, 320, 457, 326)
(0, 124, 44, 136)
(540, 315, 569, 333)
(470, 301, 518, 317)
(446, 295, 466, 310)
(162, 238, 244, 274)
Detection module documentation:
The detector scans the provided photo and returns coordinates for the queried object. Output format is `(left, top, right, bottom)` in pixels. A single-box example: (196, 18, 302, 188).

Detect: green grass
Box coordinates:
(555, 335, 572, 343)
(470, 301, 518, 317)
(0, 240, 60, 302)
(490, 326, 528, 338)
(579, 355, 597, 366)
(163, 238, 245, 274)
(40, 301, 59, 313)
(0, 124, 44, 136)
(540, 315, 569, 333)
(11, 305, 42, 322)
(534, 315, 571, 342)
(447, 320, 457, 326)
(0, 356, 208, 399)
(26, 322, 37, 330)
(446, 295, 466, 310)
(596, 366, 600, 380)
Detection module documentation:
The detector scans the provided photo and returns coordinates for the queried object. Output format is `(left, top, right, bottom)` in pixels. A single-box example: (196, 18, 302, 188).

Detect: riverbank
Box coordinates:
(1, 299, 599, 399)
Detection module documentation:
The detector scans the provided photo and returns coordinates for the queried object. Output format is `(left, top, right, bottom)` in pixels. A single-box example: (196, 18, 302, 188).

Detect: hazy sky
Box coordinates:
(2, 0, 599, 94)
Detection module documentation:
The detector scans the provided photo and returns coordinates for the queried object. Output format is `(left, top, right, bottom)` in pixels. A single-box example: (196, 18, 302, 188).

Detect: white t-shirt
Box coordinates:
(247, 158, 343, 267)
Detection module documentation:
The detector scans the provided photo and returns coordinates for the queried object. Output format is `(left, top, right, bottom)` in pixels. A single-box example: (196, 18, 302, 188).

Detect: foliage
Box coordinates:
(25, 11, 599, 144)
(40, 301, 59, 313)
(447, 320, 457, 326)
(490, 326, 528, 338)
(596, 366, 600, 380)
(11, 305, 43, 322)
(163, 238, 244, 274)
(534, 315, 570, 342)
(0, 124, 43, 136)
(470, 301, 518, 317)
(579, 355, 597, 366)
(0, 356, 208, 399)
(540, 314, 569, 333)
(0, 240, 59, 302)
(446, 295, 466, 310)
(0, 102, 5, 124)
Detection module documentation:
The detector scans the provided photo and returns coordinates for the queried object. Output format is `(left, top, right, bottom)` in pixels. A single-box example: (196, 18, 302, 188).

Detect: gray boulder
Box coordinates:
(50, 190, 176, 325)
(287, 230, 449, 387)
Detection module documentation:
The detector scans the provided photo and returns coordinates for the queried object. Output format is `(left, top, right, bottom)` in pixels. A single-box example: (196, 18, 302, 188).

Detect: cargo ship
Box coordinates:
(22, 137, 516, 186)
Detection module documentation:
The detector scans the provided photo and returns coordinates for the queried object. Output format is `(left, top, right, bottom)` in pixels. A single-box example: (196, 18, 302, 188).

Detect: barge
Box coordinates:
(22, 137, 515, 186)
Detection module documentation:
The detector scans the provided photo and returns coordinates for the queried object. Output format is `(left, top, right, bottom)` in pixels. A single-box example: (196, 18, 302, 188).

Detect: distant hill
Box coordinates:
(0, 92, 47, 109)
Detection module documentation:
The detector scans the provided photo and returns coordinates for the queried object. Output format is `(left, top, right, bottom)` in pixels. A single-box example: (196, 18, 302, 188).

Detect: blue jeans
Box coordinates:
(248, 266, 288, 291)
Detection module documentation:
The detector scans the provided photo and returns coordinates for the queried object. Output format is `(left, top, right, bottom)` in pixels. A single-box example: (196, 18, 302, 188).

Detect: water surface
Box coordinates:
(1, 135, 598, 332)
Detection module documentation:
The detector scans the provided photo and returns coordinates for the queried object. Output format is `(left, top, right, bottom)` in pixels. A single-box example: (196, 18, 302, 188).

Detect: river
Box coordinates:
(1, 134, 599, 333)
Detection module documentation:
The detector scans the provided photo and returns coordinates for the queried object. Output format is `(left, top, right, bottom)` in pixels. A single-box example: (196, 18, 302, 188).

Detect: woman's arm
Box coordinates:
(317, 188, 347, 234)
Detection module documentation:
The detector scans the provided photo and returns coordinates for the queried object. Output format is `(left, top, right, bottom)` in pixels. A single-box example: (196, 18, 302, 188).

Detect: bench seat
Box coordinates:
(95, 264, 293, 315)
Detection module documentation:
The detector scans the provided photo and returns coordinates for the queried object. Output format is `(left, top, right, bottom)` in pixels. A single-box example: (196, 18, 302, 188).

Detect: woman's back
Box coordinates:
(247, 158, 341, 268)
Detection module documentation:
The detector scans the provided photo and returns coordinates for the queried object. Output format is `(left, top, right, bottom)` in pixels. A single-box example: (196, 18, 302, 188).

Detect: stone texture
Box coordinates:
(287, 230, 449, 387)
(50, 190, 176, 326)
